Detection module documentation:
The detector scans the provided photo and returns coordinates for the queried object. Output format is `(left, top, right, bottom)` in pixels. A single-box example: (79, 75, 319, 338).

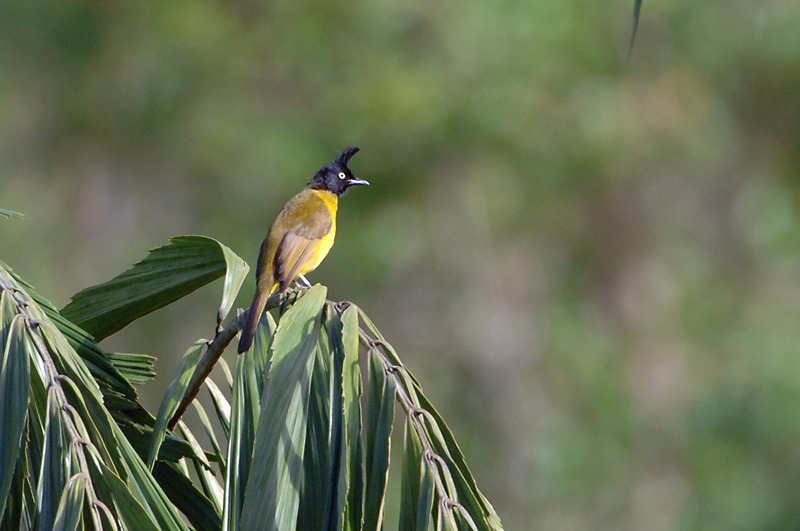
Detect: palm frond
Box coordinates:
(3, 238, 503, 529)
(61, 236, 248, 342)
(0, 264, 188, 530)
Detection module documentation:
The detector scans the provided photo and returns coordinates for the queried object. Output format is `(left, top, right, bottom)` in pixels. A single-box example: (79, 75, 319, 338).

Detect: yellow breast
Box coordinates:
(298, 190, 338, 276)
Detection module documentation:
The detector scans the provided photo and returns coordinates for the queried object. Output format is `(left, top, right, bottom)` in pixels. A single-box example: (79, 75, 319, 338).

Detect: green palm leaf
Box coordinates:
(3, 245, 504, 530)
(240, 285, 326, 531)
(51, 475, 86, 531)
(340, 304, 365, 530)
(148, 340, 206, 468)
(224, 312, 275, 531)
(363, 349, 396, 531)
(0, 311, 31, 521)
(61, 236, 248, 341)
(0, 263, 189, 531)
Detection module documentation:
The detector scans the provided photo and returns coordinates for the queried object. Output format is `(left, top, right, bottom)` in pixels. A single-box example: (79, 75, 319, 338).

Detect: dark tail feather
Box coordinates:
(238, 285, 272, 353)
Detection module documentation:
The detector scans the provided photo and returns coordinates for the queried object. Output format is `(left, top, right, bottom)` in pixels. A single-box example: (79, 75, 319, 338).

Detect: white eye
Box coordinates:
(338, 172, 346, 179)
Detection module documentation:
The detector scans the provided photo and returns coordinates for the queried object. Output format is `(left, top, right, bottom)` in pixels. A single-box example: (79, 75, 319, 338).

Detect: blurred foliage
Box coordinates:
(3, 0, 800, 528)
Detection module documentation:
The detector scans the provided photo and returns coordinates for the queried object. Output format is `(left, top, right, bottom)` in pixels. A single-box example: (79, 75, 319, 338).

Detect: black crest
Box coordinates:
(337, 146, 360, 167)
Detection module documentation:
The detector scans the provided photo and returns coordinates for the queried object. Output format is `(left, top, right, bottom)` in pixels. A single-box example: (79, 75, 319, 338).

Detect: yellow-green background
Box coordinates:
(3, 0, 800, 528)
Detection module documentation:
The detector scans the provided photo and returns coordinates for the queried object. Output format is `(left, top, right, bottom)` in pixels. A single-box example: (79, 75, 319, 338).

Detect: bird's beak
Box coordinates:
(349, 178, 370, 186)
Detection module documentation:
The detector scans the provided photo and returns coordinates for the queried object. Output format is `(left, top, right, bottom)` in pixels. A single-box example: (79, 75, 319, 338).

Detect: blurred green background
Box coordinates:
(3, 0, 800, 528)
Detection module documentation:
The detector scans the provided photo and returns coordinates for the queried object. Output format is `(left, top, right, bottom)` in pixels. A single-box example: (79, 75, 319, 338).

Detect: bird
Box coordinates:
(237, 147, 368, 353)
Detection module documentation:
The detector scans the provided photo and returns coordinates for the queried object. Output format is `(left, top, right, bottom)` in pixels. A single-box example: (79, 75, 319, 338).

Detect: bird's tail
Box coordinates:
(237, 281, 275, 354)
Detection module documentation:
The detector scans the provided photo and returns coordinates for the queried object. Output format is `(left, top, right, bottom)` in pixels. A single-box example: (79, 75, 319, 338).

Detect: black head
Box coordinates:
(308, 147, 369, 196)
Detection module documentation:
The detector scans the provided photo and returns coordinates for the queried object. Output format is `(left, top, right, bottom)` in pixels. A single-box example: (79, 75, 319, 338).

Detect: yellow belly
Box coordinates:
(296, 189, 337, 276)
(299, 222, 336, 276)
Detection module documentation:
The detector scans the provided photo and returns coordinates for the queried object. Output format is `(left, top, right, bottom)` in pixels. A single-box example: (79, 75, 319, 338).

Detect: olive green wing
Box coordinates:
(272, 193, 333, 291)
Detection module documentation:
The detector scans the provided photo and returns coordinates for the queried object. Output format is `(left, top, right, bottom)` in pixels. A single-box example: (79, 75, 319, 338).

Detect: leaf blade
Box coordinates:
(61, 236, 247, 341)
(240, 285, 326, 531)
(363, 350, 396, 531)
(147, 340, 206, 468)
(0, 314, 31, 521)
(216, 240, 250, 329)
(297, 318, 331, 528)
(341, 304, 364, 530)
(399, 418, 424, 531)
(223, 313, 274, 531)
(52, 474, 86, 531)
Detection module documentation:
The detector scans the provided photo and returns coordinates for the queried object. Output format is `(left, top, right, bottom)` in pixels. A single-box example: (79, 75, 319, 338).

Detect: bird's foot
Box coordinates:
(295, 275, 313, 290)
